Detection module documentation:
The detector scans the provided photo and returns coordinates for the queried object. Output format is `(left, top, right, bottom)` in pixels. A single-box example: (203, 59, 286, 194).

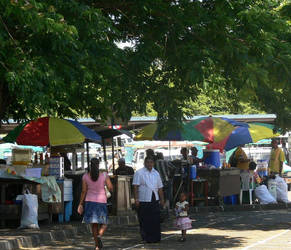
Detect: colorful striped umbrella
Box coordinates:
(207, 122, 280, 151)
(134, 117, 247, 142)
(183, 117, 248, 143)
(3, 117, 101, 146)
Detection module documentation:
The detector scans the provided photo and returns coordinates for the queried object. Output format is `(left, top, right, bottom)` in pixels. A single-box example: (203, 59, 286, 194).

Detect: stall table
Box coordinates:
(0, 176, 49, 227)
(190, 179, 208, 206)
(197, 168, 241, 205)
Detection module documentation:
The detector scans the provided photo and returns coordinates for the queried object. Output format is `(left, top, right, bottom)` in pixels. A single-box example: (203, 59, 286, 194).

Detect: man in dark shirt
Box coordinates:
(155, 152, 176, 208)
(115, 158, 134, 175)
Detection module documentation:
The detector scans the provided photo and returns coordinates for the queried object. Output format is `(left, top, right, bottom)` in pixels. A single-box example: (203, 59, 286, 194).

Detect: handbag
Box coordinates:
(103, 172, 111, 198)
(105, 185, 111, 198)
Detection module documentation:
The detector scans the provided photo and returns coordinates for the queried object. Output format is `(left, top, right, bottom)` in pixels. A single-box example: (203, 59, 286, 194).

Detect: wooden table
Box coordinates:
(190, 179, 208, 206)
(197, 168, 241, 205)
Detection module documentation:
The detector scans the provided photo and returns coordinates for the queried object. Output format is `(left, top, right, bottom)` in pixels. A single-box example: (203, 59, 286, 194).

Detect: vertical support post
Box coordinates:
(102, 138, 108, 171)
(86, 141, 90, 171)
(81, 152, 85, 170)
(112, 137, 115, 173)
(72, 152, 76, 171)
(111, 117, 115, 173)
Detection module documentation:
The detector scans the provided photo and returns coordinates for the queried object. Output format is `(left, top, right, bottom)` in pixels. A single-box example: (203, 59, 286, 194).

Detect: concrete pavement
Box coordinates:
(2, 204, 291, 249)
(11, 209, 291, 249)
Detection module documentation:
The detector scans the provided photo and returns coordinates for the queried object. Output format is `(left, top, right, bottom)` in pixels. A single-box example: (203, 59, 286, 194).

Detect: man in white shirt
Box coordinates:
(133, 156, 165, 243)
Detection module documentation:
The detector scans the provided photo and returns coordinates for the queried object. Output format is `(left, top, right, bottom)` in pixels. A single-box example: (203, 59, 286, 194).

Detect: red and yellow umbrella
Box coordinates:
(3, 117, 101, 146)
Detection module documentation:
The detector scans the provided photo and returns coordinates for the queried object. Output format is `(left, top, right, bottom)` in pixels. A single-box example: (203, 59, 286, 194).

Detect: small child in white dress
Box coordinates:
(175, 192, 192, 242)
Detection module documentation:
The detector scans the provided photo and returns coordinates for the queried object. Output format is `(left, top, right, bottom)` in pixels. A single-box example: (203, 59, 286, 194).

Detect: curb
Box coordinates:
(0, 214, 138, 250)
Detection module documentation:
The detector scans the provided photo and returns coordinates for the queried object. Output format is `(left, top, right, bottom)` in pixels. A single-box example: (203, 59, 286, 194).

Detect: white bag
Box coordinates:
(275, 176, 289, 203)
(19, 190, 39, 229)
(105, 185, 111, 199)
(103, 172, 111, 198)
(268, 179, 277, 200)
(255, 185, 277, 205)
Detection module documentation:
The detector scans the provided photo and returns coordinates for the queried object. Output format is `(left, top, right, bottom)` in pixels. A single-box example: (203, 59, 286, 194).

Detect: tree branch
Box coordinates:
(0, 15, 16, 43)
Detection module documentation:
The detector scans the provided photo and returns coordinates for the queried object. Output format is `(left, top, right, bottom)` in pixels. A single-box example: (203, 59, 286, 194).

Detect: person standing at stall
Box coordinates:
(230, 145, 250, 171)
(114, 158, 134, 175)
(78, 158, 113, 250)
(133, 156, 165, 243)
(189, 147, 205, 166)
(180, 147, 191, 192)
(269, 139, 285, 176)
(155, 152, 176, 208)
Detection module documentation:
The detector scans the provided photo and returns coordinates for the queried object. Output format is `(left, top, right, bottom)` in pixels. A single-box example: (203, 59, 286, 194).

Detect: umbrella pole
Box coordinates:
(112, 137, 115, 173)
(169, 141, 171, 158)
(86, 141, 90, 171)
(102, 138, 108, 172)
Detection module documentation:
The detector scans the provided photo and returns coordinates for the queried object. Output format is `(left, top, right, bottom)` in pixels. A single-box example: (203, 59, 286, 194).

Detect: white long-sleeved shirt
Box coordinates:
(132, 167, 163, 202)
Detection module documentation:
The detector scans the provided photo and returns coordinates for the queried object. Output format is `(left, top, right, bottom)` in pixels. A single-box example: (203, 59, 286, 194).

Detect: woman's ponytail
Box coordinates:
(90, 158, 100, 182)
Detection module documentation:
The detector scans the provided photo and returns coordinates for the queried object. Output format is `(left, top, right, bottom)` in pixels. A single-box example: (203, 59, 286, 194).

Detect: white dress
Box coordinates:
(175, 201, 192, 230)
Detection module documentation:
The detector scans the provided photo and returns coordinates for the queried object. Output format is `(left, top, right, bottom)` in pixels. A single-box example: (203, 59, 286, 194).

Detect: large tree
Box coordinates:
(1, 0, 291, 130)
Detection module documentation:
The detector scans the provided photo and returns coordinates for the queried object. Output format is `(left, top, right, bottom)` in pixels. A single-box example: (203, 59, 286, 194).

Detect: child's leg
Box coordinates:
(182, 230, 186, 239)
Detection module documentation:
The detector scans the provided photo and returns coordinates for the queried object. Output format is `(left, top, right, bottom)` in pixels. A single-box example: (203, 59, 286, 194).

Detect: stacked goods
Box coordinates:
(49, 156, 64, 178)
(12, 148, 32, 165)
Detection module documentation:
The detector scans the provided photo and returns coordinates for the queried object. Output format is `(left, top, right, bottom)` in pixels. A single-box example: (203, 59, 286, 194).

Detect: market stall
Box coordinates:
(0, 147, 66, 227)
(0, 172, 47, 227)
(0, 117, 102, 228)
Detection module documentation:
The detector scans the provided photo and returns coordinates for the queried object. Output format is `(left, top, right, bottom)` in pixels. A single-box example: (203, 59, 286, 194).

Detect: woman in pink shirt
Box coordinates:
(78, 158, 113, 250)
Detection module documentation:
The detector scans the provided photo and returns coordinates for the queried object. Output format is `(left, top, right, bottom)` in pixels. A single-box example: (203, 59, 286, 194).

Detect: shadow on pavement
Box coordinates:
(110, 233, 245, 250)
(204, 221, 291, 232)
(193, 210, 291, 232)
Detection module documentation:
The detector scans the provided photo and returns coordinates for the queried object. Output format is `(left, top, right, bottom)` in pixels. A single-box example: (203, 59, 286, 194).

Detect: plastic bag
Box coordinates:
(19, 190, 39, 229)
(255, 184, 277, 205)
(268, 179, 277, 200)
(103, 172, 111, 198)
(105, 185, 111, 198)
(275, 176, 289, 203)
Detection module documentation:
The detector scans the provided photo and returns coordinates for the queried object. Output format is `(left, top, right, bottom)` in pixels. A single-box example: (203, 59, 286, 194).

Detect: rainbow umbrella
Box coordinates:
(207, 122, 280, 151)
(134, 117, 247, 142)
(2, 117, 101, 146)
(183, 117, 247, 143)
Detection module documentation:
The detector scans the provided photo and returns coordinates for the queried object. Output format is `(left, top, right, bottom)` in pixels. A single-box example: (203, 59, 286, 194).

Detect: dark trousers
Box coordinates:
(164, 180, 173, 208)
(137, 193, 161, 243)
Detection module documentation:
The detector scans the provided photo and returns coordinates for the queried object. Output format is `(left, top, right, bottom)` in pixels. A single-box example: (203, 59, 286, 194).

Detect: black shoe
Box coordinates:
(97, 237, 103, 248)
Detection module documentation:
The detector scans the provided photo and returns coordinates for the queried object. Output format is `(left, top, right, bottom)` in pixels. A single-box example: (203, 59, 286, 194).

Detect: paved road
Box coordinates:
(23, 209, 291, 250)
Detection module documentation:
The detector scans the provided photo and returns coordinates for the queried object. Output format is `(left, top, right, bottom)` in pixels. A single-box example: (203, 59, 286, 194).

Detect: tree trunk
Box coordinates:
(0, 82, 10, 126)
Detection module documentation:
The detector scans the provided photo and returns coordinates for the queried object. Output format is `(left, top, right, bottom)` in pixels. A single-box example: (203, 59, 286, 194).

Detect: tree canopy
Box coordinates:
(1, 0, 291, 131)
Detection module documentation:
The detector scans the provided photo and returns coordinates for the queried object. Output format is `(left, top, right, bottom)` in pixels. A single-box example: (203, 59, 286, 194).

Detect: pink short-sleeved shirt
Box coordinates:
(83, 172, 107, 203)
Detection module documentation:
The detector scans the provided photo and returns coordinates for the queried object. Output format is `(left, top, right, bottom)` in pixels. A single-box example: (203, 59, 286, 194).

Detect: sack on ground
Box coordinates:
(255, 184, 277, 205)
(275, 176, 289, 203)
(19, 192, 39, 229)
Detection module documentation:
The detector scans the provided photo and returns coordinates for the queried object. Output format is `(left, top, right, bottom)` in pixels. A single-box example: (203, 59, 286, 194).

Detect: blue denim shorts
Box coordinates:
(83, 201, 108, 224)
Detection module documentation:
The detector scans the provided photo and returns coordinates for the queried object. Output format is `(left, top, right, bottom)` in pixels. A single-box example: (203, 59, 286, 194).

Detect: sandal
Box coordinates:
(97, 237, 103, 249)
